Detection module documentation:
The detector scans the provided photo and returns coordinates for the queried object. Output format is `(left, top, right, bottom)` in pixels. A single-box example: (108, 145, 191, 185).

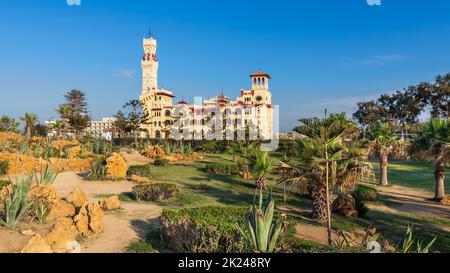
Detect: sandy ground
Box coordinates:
(375, 185, 450, 219)
(0, 152, 162, 253)
(52, 172, 162, 253)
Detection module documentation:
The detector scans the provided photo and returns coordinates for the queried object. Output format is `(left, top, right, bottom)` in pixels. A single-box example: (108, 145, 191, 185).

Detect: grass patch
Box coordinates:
(370, 160, 450, 194)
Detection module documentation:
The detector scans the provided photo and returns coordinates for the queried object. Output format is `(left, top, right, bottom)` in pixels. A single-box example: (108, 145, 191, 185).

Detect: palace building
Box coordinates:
(139, 35, 273, 140)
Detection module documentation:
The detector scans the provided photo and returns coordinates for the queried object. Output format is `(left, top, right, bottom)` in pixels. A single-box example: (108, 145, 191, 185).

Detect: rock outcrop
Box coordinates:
(66, 146, 82, 158)
(98, 195, 121, 210)
(48, 200, 76, 219)
(145, 146, 165, 159)
(28, 185, 60, 207)
(105, 153, 127, 178)
(66, 187, 88, 208)
(0, 152, 92, 175)
(20, 235, 53, 253)
(45, 218, 77, 253)
(74, 202, 104, 236)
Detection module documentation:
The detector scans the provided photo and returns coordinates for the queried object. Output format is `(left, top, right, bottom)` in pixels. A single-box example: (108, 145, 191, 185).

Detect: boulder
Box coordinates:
(74, 202, 104, 236)
(145, 146, 165, 159)
(28, 185, 60, 207)
(48, 157, 93, 173)
(67, 146, 82, 158)
(105, 153, 127, 178)
(48, 200, 76, 219)
(0, 152, 39, 174)
(131, 174, 151, 184)
(66, 187, 88, 208)
(0, 132, 23, 144)
(332, 193, 358, 218)
(45, 218, 77, 253)
(20, 235, 53, 253)
(98, 195, 121, 210)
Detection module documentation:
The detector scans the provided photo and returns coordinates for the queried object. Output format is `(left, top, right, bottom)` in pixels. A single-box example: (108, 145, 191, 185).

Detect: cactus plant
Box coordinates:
(1, 176, 32, 229)
(238, 191, 288, 253)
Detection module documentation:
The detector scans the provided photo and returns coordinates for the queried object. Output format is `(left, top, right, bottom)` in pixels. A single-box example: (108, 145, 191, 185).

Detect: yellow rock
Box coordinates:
(67, 146, 81, 158)
(28, 185, 60, 207)
(74, 202, 104, 236)
(48, 200, 76, 219)
(145, 145, 165, 159)
(66, 187, 88, 208)
(21, 235, 53, 253)
(98, 195, 120, 210)
(105, 153, 127, 178)
(45, 218, 77, 253)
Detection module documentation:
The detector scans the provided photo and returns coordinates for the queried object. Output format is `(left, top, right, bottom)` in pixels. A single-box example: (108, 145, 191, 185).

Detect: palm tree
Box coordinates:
(412, 118, 449, 200)
(368, 122, 398, 186)
(20, 113, 38, 139)
(249, 150, 273, 194)
(286, 113, 370, 246)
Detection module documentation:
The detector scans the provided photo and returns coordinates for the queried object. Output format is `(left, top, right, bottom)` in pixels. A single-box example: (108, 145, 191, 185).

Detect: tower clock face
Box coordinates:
(256, 95, 263, 102)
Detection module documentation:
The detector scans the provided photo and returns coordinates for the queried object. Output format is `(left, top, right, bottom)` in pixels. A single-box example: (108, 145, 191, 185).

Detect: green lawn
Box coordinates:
(370, 160, 450, 195)
(120, 153, 450, 252)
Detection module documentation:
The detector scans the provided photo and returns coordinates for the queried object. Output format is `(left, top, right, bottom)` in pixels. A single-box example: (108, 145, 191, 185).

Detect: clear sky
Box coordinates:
(0, 0, 449, 132)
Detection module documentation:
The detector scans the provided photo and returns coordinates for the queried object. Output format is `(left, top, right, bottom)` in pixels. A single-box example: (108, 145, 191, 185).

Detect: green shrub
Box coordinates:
(204, 163, 240, 175)
(127, 240, 158, 253)
(85, 156, 107, 180)
(0, 160, 9, 175)
(1, 176, 32, 229)
(159, 206, 249, 253)
(154, 158, 169, 167)
(133, 183, 177, 201)
(353, 185, 378, 201)
(128, 164, 152, 177)
(0, 180, 11, 188)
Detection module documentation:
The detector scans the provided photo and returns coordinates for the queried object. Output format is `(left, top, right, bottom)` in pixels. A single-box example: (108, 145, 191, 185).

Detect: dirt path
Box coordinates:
(375, 185, 450, 219)
(52, 172, 162, 253)
(119, 151, 153, 166)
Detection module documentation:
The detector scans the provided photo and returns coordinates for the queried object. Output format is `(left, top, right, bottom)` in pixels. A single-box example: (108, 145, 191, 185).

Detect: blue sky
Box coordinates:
(0, 0, 449, 132)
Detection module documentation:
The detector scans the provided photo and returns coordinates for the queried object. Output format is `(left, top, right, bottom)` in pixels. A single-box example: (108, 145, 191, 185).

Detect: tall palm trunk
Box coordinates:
(379, 148, 389, 186)
(434, 156, 446, 200)
(311, 185, 329, 221)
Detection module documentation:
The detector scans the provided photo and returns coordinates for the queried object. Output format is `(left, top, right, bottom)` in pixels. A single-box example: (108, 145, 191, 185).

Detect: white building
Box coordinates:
(139, 34, 274, 140)
(83, 117, 117, 138)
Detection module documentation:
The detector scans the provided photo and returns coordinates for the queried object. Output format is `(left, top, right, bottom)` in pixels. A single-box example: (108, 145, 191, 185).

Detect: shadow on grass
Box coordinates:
(365, 209, 450, 252)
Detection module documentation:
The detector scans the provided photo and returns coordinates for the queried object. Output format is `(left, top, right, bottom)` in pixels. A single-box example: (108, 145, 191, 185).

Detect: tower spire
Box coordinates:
(146, 26, 153, 38)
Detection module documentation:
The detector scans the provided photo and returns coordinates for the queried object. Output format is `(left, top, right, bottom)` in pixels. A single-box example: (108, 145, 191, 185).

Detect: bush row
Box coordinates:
(159, 206, 249, 253)
(133, 183, 178, 201)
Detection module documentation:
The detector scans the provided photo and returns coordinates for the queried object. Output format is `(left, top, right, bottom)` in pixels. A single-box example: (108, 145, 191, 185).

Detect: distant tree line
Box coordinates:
(353, 73, 449, 133)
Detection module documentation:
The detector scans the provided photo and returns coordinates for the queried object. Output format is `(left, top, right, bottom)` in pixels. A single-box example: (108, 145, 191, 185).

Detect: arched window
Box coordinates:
(262, 78, 265, 86)
(165, 110, 171, 117)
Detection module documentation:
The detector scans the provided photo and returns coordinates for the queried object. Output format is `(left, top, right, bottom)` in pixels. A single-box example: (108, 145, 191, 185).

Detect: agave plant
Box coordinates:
(237, 191, 288, 253)
(400, 225, 437, 253)
(86, 156, 107, 180)
(1, 176, 33, 229)
(34, 164, 59, 186)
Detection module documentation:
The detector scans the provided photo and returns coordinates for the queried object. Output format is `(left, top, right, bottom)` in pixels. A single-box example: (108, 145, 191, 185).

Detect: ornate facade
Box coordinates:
(139, 35, 273, 140)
